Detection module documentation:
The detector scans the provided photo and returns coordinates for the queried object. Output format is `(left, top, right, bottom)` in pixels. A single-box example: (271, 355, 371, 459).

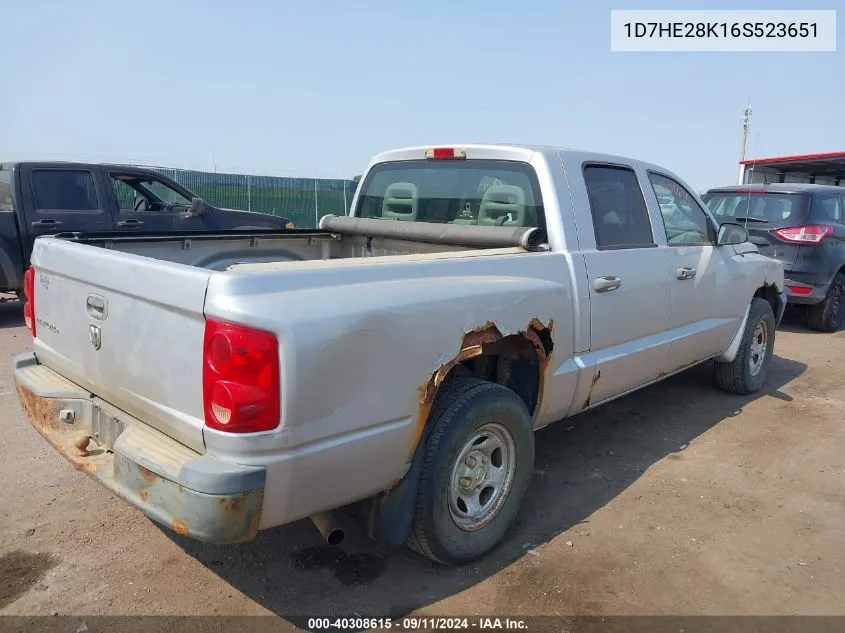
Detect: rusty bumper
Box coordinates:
(14, 353, 265, 544)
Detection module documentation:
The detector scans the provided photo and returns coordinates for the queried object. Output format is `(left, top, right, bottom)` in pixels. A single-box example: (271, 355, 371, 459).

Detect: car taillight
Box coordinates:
(202, 318, 280, 433)
(23, 266, 36, 337)
(773, 225, 834, 244)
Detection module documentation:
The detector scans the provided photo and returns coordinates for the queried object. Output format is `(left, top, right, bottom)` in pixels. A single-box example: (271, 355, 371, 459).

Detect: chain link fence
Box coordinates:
(136, 166, 358, 228)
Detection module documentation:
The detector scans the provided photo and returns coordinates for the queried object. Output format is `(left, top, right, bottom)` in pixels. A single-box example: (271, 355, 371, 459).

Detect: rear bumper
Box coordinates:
(784, 274, 830, 305)
(13, 352, 265, 544)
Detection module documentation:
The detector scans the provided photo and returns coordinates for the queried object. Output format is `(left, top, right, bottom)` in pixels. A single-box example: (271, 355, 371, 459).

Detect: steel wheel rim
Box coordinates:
(448, 422, 517, 532)
(749, 319, 768, 377)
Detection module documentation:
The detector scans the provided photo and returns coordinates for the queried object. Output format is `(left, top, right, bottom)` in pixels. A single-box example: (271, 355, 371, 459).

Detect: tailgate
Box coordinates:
(29, 238, 212, 453)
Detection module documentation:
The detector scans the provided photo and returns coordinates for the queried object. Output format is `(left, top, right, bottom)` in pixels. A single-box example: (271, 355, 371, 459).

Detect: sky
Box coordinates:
(1, 0, 843, 190)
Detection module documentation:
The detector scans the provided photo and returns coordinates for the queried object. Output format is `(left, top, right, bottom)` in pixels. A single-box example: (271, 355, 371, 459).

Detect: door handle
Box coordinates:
(86, 294, 107, 320)
(593, 276, 622, 293)
(676, 266, 697, 280)
(117, 219, 144, 227)
(32, 218, 62, 227)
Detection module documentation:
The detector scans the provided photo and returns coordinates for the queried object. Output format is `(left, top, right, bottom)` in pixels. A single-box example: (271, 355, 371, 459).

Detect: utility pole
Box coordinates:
(737, 103, 752, 184)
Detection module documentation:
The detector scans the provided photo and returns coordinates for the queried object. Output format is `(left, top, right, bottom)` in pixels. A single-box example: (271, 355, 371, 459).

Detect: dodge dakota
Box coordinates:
(14, 144, 786, 565)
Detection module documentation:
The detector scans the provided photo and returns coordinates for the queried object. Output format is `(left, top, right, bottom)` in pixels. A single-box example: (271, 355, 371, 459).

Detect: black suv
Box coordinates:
(702, 183, 845, 332)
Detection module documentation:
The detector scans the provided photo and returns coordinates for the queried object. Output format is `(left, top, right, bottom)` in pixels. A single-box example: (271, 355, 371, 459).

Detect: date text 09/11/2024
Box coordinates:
(306, 618, 529, 631)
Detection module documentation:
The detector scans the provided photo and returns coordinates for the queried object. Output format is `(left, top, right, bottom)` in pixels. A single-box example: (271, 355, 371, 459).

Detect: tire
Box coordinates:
(407, 377, 534, 566)
(806, 273, 845, 332)
(715, 298, 776, 395)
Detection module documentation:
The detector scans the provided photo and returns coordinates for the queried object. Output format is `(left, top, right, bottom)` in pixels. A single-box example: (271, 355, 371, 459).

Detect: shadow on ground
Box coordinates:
(0, 301, 23, 330)
(169, 353, 805, 622)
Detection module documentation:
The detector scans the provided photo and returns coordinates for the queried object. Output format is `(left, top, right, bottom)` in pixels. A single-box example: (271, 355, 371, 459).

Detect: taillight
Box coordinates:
(23, 266, 36, 337)
(202, 318, 280, 433)
(773, 225, 834, 244)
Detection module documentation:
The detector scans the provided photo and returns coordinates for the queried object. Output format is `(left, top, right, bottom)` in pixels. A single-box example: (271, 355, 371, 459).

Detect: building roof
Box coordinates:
(705, 183, 845, 195)
(740, 151, 845, 174)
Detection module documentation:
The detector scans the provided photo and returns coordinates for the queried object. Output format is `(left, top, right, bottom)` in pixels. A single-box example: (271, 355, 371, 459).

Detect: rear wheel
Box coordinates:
(407, 378, 534, 566)
(715, 298, 776, 395)
(806, 273, 845, 332)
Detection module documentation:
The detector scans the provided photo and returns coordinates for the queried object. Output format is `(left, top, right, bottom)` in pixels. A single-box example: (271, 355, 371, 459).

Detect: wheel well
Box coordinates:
(754, 284, 779, 316)
(431, 322, 554, 420)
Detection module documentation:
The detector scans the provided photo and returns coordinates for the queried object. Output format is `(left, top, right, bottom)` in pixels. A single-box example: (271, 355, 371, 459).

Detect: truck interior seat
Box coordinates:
(477, 185, 526, 226)
(381, 182, 418, 221)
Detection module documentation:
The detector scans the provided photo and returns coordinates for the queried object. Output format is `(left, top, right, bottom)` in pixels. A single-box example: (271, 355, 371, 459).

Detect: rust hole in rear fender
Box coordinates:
(411, 318, 554, 462)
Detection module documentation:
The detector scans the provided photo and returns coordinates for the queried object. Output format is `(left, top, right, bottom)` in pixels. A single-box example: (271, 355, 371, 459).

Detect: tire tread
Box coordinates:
(407, 377, 499, 563)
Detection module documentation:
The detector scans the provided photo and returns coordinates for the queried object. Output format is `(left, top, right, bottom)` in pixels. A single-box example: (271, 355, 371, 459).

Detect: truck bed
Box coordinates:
(29, 221, 548, 454)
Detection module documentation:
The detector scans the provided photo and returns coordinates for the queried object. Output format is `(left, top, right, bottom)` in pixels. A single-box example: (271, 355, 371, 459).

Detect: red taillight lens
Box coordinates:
(202, 319, 280, 433)
(773, 225, 834, 244)
(23, 266, 36, 337)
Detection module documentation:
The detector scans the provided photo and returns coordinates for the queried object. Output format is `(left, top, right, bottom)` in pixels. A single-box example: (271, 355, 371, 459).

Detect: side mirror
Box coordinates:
(185, 197, 208, 218)
(717, 222, 749, 246)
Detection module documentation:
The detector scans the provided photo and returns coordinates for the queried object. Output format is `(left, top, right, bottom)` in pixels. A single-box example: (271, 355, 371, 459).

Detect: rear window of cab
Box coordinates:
(355, 160, 545, 230)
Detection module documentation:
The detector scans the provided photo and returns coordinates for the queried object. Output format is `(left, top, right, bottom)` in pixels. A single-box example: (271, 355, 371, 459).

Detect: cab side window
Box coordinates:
(649, 173, 714, 246)
(583, 165, 654, 249)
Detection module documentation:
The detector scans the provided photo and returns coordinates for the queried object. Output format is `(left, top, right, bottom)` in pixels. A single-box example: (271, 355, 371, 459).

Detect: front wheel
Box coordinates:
(714, 298, 776, 395)
(407, 378, 534, 566)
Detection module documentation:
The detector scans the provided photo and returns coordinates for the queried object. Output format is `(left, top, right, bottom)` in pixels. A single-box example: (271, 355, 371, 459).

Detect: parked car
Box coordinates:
(14, 144, 785, 566)
(0, 161, 293, 297)
(702, 183, 845, 332)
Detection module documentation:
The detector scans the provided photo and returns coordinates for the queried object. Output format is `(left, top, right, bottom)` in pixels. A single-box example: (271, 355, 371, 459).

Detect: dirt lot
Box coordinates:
(1, 300, 844, 624)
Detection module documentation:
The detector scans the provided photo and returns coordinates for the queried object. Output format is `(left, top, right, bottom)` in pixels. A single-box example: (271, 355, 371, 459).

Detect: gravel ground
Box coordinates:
(1, 301, 843, 625)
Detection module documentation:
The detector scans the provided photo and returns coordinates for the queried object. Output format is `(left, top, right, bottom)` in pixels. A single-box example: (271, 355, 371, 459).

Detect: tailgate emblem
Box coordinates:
(89, 325, 102, 350)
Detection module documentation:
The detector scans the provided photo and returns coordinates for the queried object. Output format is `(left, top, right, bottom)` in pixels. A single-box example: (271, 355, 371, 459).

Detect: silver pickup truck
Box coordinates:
(14, 144, 786, 566)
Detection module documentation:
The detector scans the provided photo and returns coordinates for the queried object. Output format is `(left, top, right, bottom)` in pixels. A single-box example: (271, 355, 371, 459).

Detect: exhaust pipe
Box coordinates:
(310, 512, 345, 546)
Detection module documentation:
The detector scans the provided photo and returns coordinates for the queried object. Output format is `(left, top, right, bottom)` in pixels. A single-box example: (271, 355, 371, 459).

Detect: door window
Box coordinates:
(649, 173, 714, 246)
(583, 165, 654, 249)
(110, 174, 191, 213)
(31, 170, 100, 212)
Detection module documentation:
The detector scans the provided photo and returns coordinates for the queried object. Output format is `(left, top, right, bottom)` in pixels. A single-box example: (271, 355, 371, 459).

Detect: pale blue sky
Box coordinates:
(2, 0, 842, 190)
